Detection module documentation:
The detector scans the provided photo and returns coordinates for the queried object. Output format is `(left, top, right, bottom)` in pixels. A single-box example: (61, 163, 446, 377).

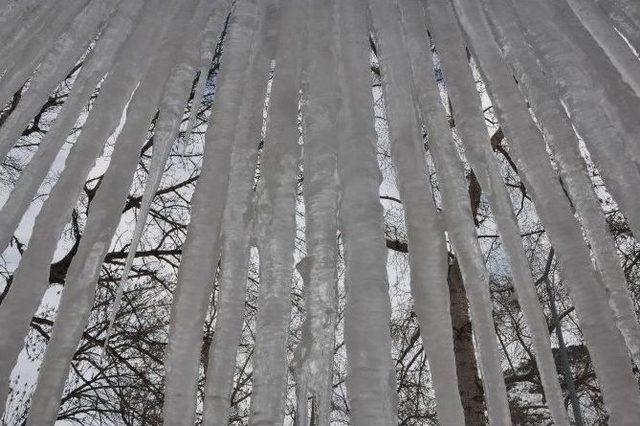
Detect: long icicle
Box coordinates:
(248, 0, 306, 422)
(101, 0, 231, 355)
(161, 1, 263, 423)
(0, 0, 121, 163)
(334, 0, 398, 423)
(0, 0, 147, 254)
(450, 0, 640, 421)
(420, 0, 569, 423)
(0, 0, 183, 410)
(291, 0, 340, 424)
(200, 5, 279, 426)
(365, 0, 466, 423)
(484, 0, 640, 374)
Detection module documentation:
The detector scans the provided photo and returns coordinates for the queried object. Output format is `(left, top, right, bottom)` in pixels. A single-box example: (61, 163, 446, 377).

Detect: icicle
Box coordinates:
(0, 0, 184, 410)
(333, 0, 398, 423)
(24, 2, 202, 422)
(450, 0, 640, 421)
(288, 1, 340, 425)
(485, 0, 640, 377)
(421, 0, 569, 423)
(566, 0, 640, 97)
(508, 0, 640, 241)
(200, 6, 278, 426)
(0, 0, 121, 163)
(161, 1, 263, 423)
(101, 0, 230, 356)
(248, 1, 307, 423)
(0, 0, 146, 254)
(365, 0, 466, 424)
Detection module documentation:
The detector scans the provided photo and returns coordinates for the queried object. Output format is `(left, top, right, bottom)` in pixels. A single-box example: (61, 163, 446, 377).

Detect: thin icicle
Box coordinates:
(162, 1, 263, 423)
(248, 0, 307, 423)
(333, 0, 398, 423)
(421, 0, 569, 423)
(450, 0, 640, 421)
(101, 0, 230, 355)
(365, 0, 465, 424)
(485, 0, 640, 374)
(0, 0, 146, 254)
(200, 6, 278, 426)
(290, 0, 340, 424)
(0, 0, 183, 410)
(0, 0, 121, 163)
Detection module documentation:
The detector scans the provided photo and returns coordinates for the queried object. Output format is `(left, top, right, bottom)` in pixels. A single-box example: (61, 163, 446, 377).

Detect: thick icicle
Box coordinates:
(450, 0, 640, 421)
(508, 0, 640, 241)
(365, 0, 465, 424)
(565, 0, 640, 97)
(102, 0, 230, 354)
(200, 5, 278, 426)
(0, 0, 146, 254)
(290, 0, 340, 424)
(0, 0, 121, 163)
(248, 0, 306, 423)
(484, 0, 640, 373)
(333, 0, 398, 423)
(0, 0, 183, 410)
(421, 0, 569, 423)
(161, 1, 262, 423)
(24, 3, 200, 422)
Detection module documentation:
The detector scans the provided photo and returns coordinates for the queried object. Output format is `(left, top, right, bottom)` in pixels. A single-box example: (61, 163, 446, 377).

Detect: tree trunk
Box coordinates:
(448, 257, 489, 426)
